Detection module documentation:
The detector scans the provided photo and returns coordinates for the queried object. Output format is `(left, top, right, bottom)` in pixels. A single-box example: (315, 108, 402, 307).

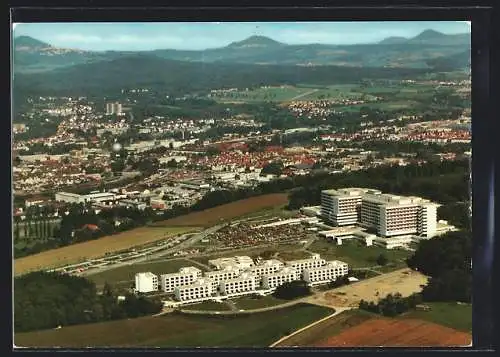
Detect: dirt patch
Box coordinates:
(304, 268, 428, 308)
(151, 194, 289, 227)
(313, 318, 472, 347)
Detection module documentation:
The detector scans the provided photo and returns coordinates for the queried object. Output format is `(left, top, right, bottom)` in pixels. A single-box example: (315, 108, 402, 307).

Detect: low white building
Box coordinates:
(285, 253, 326, 273)
(246, 259, 284, 278)
(302, 260, 349, 285)
(135, 272, 159, 293)
(204, 266, 241, 291)
(208, 256, 254, 271)
(262, 267, 300, 290)
(160, 266, 203, 293)
(55, 191, 117, 204)
(219, 273, 257, 295)
(174, 278, 213, 302)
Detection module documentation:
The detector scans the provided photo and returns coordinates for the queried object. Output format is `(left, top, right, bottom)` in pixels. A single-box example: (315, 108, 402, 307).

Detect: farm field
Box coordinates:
(151, 194, 289, 228)
(313, 318, 471, 347)
(87, 258, 202, 287)
(15, 303, 333, 348)
(401, 302, 472, 333)
(308, 239, 410, 271)
(275, 309, 374, 347)
(210, 86, 314, 103)
(14, 226, 197, 276)
(304, 268, 428, 308)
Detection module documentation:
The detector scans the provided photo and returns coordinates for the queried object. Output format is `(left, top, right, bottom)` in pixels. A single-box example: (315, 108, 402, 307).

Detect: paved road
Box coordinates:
(81, 224, 225, 277)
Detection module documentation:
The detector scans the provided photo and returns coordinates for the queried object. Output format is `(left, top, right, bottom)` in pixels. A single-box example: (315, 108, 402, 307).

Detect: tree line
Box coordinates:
(14, 272, 162, 333)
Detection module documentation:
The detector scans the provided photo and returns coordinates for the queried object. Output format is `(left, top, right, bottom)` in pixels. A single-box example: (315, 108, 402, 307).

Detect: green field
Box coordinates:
(88, 259, 203, 287)
(401, 302, 472, 333)
(15, 303, 333, 348)
(232, 295, 289, 310)
(181, 301, 231, 312)
(308, 239, 411, 271)
(212, 86, 313, 103)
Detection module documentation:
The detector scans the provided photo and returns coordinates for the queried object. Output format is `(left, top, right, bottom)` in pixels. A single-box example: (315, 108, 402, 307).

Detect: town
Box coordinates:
(13, 22, 472, 349)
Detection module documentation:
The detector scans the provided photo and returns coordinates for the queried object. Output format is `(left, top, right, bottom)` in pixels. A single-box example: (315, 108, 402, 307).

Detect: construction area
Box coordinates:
(304, 268, 428, 308)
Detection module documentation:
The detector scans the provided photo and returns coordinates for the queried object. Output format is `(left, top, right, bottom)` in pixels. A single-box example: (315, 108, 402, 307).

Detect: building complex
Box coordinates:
(320, 187, 442, 248)
(134, 254, 349, 304)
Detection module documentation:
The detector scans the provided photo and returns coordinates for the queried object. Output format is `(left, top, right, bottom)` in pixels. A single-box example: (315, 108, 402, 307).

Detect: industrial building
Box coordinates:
(302, 261, 349, 285)
(55, 191, 117, 204)
(134, 272, 158, 293)
(159, 266, 203, 293)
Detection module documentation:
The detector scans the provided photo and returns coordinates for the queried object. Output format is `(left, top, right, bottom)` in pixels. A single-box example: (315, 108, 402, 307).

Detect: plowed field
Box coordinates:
(151, 193, 289, 227)
(313, 318, 472, 347)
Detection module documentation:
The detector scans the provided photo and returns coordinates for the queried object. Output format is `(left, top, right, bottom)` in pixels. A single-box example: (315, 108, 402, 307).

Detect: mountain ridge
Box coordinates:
(12, 29, 471, 73)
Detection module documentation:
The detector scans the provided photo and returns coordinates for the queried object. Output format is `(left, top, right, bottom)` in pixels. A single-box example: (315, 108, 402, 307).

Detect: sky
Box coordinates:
(12, 21, 470, 51)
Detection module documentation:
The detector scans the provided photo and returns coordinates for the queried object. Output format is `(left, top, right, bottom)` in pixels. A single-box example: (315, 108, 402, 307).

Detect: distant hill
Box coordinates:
(378, 30, 470, 46)
(226, 35, 285, 49)
(13, 53, 431, 98)
(14, 36, 52, 50)
(12, 30, 470, 74)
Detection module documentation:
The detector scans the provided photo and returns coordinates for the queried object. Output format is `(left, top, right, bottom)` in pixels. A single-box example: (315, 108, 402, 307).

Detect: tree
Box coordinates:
(166, 159, 178, 168)
(273, 281, 311, 300)
(376, 253, 388, 266)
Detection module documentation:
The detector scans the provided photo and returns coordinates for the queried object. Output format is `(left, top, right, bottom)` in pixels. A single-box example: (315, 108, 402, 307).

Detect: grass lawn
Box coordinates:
(277, 249, 312, 261)
(308, 239, 411, 270)
(181, 301, 231, 312)
(15, 303, 333, 348)
(232, 295, 289, 310)
(401, 302, 472, 333)
(275, 309, 374, 347)
(88, 259, 200, 286)
(213, 86, 312, 103)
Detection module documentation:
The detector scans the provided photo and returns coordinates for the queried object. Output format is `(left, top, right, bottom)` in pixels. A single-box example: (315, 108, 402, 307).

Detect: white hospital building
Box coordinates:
(134, 272, 159, 293)
(262, 267, 300, 289)
(320, 188, 442, 248)
(321, 188, 371, 226)
(302, 260, 349, 285)
(160, 266, 203, 293)
(360, 191, 439, 238)
(174, 278, 213, 301)
(285, 253, 326, 273)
